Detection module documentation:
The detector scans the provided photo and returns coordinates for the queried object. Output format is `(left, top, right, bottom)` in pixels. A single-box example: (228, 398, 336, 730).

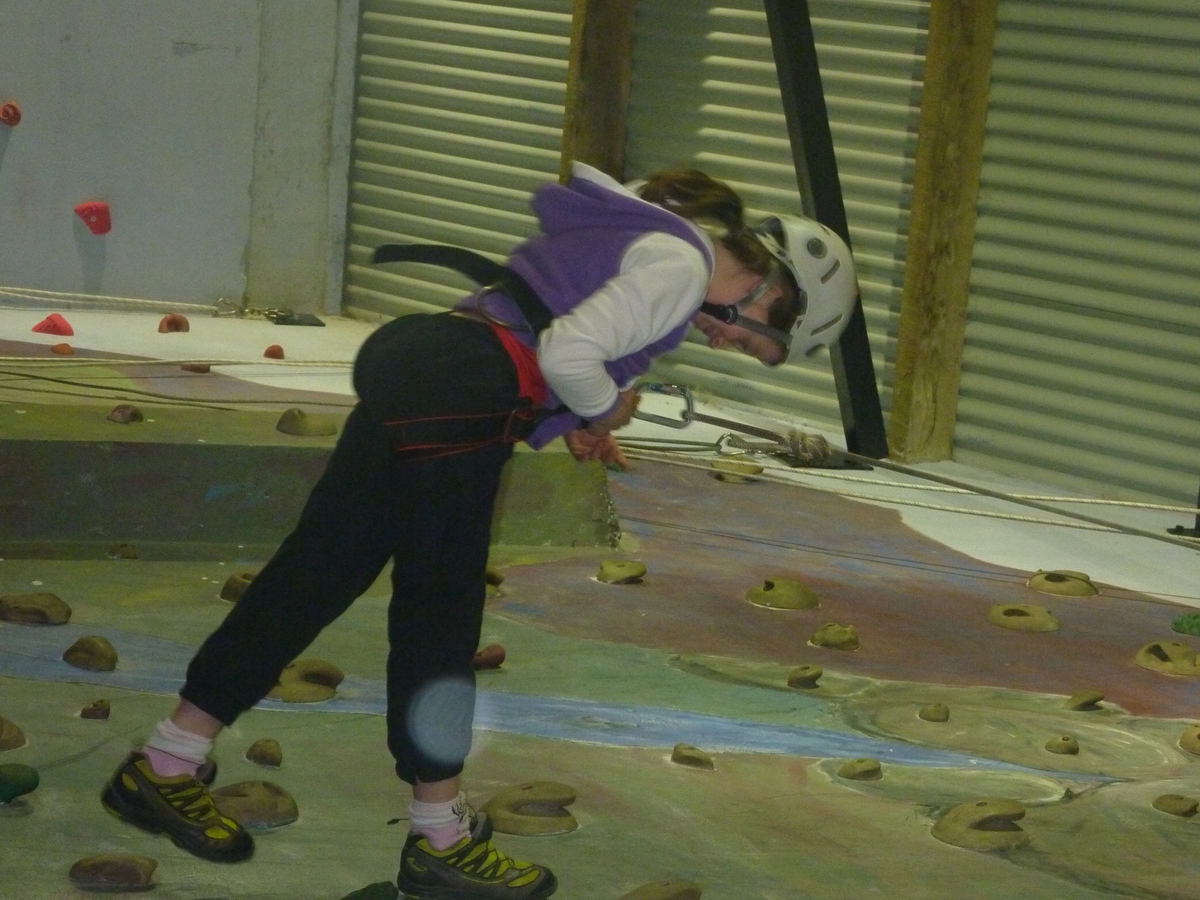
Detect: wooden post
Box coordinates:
(889, 0, 999, 461)
(559, 0, 637, 183)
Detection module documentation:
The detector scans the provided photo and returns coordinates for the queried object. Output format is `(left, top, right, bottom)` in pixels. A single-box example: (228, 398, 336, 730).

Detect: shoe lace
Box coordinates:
(158, 781, 220, 823)
(453, 839, 528, 879)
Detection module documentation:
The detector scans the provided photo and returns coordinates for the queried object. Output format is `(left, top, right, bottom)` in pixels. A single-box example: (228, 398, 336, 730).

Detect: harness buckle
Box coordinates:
(502, 406, 541, 443)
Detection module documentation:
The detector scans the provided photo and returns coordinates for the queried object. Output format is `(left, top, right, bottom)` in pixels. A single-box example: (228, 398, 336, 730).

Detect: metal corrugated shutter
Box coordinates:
(625, 0, 929, 429)
(955, 0, 1200, 503)
(342, 0, 572, 319)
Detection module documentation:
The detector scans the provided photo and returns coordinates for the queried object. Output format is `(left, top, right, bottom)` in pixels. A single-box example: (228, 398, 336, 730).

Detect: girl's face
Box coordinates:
(695, 275, 788, 365)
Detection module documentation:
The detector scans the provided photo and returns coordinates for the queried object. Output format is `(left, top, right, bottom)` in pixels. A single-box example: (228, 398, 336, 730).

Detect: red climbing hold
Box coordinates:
(74, 201, 112, 235)
(32, 313, 74, 336)
(158, 314, 190, 333)
(263, 344, 284, 360)
(0, 102, 21, 127)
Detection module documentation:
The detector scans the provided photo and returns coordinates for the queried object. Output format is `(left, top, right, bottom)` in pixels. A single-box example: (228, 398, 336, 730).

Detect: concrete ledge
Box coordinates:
(0, 440, 617, 559)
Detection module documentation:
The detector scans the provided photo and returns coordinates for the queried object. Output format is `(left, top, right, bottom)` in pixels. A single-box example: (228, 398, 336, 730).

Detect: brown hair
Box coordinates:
(639, 167, 799, 329)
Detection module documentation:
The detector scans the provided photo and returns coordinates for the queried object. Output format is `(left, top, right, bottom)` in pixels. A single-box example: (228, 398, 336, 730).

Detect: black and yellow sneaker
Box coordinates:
(397, 811, 556, 899)
(101, 752, 254, 863)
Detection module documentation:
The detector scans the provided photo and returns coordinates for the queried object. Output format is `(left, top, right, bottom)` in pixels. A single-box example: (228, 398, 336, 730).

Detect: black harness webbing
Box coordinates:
(372, 243, 553, 334)
(370, 243, 559, 458)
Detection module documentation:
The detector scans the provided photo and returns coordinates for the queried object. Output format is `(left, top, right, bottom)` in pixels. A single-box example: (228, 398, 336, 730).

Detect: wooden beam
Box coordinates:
(888, 0, 999, 461)
(559, 0, 637, 183)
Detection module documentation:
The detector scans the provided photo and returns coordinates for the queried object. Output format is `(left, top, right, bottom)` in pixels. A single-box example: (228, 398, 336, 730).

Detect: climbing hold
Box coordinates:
(69, 854, 156, 891)
(276, 408, 338, 437)
(106, 543, 138, 560)
(158, 314, 190, 333)
(1063, 690, 1105, 711)
(50, 342, 73, 355)
(745, 577, 819, 610)
(810, 622, 859, 651)
(0, 102, 21, 127)
(987, 604, 1059, 632)
(0, 717, 26, 752)
(0, 763, 39, 803)
(1045, 735, 1079, 755)
(484, 568, 504, 599)
(219, 571, 256, 603)
(1178, 724, 1200, 756)
(181, 362, 211, 373)
(1027, 569, 1097, 597)
(473, 644, 505, 670)
(107, 404, 144, 424)
(80, 699, 111, 720)
(267, 658, 344, 703)
(480, 781, 579, 836)
(597, 560, 646, 584)
(919, 703, 950, 723)
(63, 635, 118, 672)
(710, 459, 763, 483)
(0, 592, 72, 625)
(1172, 613, 1200, 637)
(74, 201, 112, 235)
(1152, 794, 1198, 818)
(246, 738, 283, 768)
(264, 344, 285, 359)
(1134, 640, 1200, 676)
(618, 882, 702, 900)
(31, 313, 73, 336)
(786, 664, 823, 689)
(211, 780, 298, 830)
(671, 744, 714, 770)
(837, 758, 882, 781)
(931, 799, 1030, 852)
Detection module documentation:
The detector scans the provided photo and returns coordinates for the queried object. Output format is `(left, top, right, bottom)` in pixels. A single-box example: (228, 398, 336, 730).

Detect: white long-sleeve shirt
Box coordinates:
(535, 166, 714, 420)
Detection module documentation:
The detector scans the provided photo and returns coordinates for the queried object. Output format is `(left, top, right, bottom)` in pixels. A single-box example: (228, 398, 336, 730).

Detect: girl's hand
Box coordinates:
(564, 429, 630, 470)
(584, 388, 640, 437)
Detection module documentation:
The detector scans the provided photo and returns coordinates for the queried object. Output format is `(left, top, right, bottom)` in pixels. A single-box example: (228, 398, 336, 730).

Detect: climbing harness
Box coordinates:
(370, 243, 561, 458)
(372, 244, 553, 334)
(629, 383, 1200, 552)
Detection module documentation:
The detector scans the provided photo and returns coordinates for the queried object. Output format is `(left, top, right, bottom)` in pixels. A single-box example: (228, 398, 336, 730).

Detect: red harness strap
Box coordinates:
(488, 323, 547, 407)
(378, 322, 550, 461)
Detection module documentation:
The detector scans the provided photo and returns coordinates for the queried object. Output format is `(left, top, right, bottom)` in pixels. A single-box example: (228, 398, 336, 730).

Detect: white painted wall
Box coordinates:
(0, 0, 353, 313)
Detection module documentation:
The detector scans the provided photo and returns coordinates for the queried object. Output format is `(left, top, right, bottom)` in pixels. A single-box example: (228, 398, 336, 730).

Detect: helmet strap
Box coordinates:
(696, 300, 793, 349)
(697, 265, 794, 349)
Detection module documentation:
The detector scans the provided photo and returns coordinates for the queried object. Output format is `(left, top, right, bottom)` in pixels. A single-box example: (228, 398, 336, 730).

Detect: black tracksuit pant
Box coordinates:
(180, 313, 521, 784)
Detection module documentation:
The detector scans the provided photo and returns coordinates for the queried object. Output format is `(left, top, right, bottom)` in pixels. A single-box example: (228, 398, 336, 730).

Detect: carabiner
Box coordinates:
(632, 383, 695, 429)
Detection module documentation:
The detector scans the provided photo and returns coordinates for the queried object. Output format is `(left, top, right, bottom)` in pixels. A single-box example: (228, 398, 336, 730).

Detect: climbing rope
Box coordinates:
(619, 445, 1200, 552)
(0, 367, 355, 410)
(627, 384, 1200, 552)
(0, 357, 353, 367)
(0, 284, 215, 314)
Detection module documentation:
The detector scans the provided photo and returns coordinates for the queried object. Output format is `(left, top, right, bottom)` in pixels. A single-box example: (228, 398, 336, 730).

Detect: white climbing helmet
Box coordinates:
(752, 214, 859, 361)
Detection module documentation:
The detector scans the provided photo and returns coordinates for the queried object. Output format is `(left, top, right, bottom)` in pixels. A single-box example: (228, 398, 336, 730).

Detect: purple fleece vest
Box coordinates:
(457, 172, 713, 449)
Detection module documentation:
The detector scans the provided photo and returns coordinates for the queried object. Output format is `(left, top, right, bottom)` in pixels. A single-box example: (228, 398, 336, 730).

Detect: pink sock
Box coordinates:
(143, 746, 200, 778)
(409, 792, 471, 850)
(142, 718, 213, 778)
